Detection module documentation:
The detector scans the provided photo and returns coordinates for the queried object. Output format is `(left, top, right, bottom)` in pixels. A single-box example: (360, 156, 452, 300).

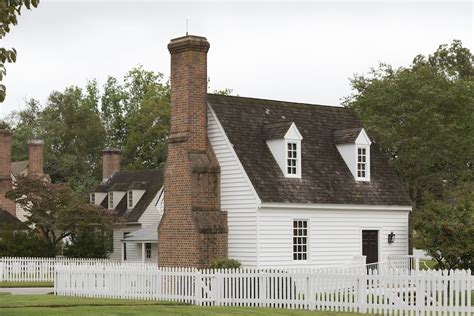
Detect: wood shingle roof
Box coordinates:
(208, 94, 411, 206)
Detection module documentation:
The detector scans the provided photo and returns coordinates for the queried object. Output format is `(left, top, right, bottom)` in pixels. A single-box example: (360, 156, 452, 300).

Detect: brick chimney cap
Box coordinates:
(102, 147, 121, 153)
(28, 139, 44, 145)
(168, 35, 210, 54)
(0, 129, 12, 136)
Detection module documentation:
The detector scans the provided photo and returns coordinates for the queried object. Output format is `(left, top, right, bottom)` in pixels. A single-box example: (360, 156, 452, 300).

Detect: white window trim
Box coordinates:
(108, 192, 114, 209)
(127, 190, 133, 209)
(292, 219, 309, 262)
(285, 140, 301, 178)
(355, 145, 370, 181)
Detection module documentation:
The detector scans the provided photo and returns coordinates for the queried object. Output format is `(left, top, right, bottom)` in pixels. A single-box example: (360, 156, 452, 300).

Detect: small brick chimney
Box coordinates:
(158, 35, 228, 268)
(102, 148, 121, 181)
(0, 130, 16, 216)
(28, 140, 44, 176)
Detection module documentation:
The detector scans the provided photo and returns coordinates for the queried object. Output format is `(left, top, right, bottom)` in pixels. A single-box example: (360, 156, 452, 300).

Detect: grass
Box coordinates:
(0, 281, 54, 288)
(419, 259, 438, 270)
(0, 295, 363, 316)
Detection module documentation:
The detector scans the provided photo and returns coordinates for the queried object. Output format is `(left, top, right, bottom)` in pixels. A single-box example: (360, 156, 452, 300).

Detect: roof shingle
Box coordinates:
(208, 94, 411, 206)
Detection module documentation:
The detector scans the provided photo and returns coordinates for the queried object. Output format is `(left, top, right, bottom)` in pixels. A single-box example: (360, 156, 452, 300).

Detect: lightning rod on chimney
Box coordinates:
(186, 18, 188, 36)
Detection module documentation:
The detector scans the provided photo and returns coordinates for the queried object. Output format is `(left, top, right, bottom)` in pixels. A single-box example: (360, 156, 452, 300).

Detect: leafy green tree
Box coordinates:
(63, 227, 112, 258)
(0, 228, 54, 257)
(343, 40, 474, 205)
(1, 0, 40, 102)
(413, 191, 474, 270)
(101, 66, 170, 170)
(4, 66, 171, 191)
(6, 176, 114, 255)
(6, 98, 42, 161)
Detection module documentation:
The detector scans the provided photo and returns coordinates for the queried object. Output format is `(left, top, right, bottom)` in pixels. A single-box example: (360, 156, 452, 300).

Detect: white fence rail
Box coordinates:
(0, 257, 116, 282)
(55, 263, 473, 315)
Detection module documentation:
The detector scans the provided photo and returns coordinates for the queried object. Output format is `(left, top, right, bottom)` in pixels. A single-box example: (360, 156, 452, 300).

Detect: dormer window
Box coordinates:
(127, 191, 133, 209)
(335, 128, 371, 182)
(108, 192, 114, 209)
(265, 121, 303, 179)
(90, 193, 95, 205)
(357, 147, 368, 179)
(287, 142, 298, 176)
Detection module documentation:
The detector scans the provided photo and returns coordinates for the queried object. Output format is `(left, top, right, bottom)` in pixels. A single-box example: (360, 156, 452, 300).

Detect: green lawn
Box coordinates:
(419, 259, 438, 270)
(0, 281, 54, 288)
(0, 294, 363, 316)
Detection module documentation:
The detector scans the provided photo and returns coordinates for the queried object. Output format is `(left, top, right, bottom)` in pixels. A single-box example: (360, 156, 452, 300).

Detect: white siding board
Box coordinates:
(258, 208, 409, 268)
(110, 224, 141, 261)
(138, 189, 163, 226)
(208, 106, 259, 267)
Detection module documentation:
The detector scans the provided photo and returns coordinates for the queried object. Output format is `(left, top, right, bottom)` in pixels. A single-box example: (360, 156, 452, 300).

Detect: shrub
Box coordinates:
(208, 258, 241, 269)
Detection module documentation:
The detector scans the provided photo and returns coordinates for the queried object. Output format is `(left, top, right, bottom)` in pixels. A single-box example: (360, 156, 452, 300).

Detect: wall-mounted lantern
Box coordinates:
(388, 232, 396, 244)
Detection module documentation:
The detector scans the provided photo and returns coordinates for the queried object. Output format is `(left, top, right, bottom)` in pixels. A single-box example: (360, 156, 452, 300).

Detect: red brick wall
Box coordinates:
(158, 35, 228, 268)
(0, 130, 15, 215)
(102, 148, 121, 181)
(28, 140, 44, 176)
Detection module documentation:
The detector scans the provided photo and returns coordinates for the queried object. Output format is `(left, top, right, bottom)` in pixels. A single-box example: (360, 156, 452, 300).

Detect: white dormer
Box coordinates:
(334, 128, 371, 181)
(127, 189, 146, 209)
(108, 190, 126, 209)
(90, 192, 107, 206)
(265, 122, 303, 178)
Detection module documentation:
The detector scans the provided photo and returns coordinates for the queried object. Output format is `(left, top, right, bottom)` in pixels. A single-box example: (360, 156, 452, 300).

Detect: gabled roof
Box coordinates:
(11, 160, 51, 182)
(333, 128, 363, 144)
(94, 169, 164, 222)
(263, 121, 294, 140)
(208, 94, 411, 206)
(122, 223, 158, 243)
(0, 208, 21, 226)
(11, 161, 29, 177)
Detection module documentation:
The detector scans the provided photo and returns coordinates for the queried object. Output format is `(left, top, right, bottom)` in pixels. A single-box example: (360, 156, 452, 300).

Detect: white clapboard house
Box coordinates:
(90, 151, 164, 262)
(91, 35, 412, 268)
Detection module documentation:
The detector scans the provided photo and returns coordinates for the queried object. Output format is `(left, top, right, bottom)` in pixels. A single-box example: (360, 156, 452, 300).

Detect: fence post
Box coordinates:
(415, 256, 420, 271)
(194, 269, 202, 306)
(0, 262, 3, 282)
(358, 270, 367, 314)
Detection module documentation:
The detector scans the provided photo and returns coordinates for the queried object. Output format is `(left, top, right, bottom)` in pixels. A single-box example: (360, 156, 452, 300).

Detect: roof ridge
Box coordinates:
(207, 93, 346, 110)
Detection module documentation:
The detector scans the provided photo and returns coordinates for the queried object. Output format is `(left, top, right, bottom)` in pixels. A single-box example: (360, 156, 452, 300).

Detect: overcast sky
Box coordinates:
(1, 0, 472, 117)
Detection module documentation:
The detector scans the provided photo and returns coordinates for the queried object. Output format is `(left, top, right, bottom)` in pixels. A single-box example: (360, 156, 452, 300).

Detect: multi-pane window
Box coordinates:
(287, 142, 298, 175)
(128, 191, 133, 209)
(357, 147, 367, 178)
(145, 243, 152, 259)
(108, 192, 114, 209)
(293, 220, 308, 261)
(123, 232, 130, 261)
(90, 193, 95, 205)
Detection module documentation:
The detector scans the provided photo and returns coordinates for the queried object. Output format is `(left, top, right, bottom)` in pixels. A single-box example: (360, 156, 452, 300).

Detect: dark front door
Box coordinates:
(362, 230, 379, 265)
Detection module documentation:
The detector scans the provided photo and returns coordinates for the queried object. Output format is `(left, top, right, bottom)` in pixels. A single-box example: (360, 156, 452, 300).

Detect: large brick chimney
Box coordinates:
(0, 130, 16, 215)
(102, 148, 121, 181)
(158, 35, 228, 268)
(28, 140, 44, 177)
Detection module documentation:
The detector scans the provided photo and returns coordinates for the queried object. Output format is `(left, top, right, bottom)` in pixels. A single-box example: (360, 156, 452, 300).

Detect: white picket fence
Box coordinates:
(0, 257, 116, 282)
(55, 263, 473, 315)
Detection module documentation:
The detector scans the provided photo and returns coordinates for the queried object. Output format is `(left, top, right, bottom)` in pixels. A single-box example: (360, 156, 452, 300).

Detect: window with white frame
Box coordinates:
(145, 243, 152, 259)
(127, 191, 133, 209)
(357, 147, 368, 179)
(293, 220, 308, 261)
(90, 193, 95, 204)
(108, 192, 114, 209)
(123, 232, 130, 261)
(287, 142, 298, 176)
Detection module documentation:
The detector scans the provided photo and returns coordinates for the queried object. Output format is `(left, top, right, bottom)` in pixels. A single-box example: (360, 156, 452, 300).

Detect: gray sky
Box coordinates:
(1, 0, 472, 116)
